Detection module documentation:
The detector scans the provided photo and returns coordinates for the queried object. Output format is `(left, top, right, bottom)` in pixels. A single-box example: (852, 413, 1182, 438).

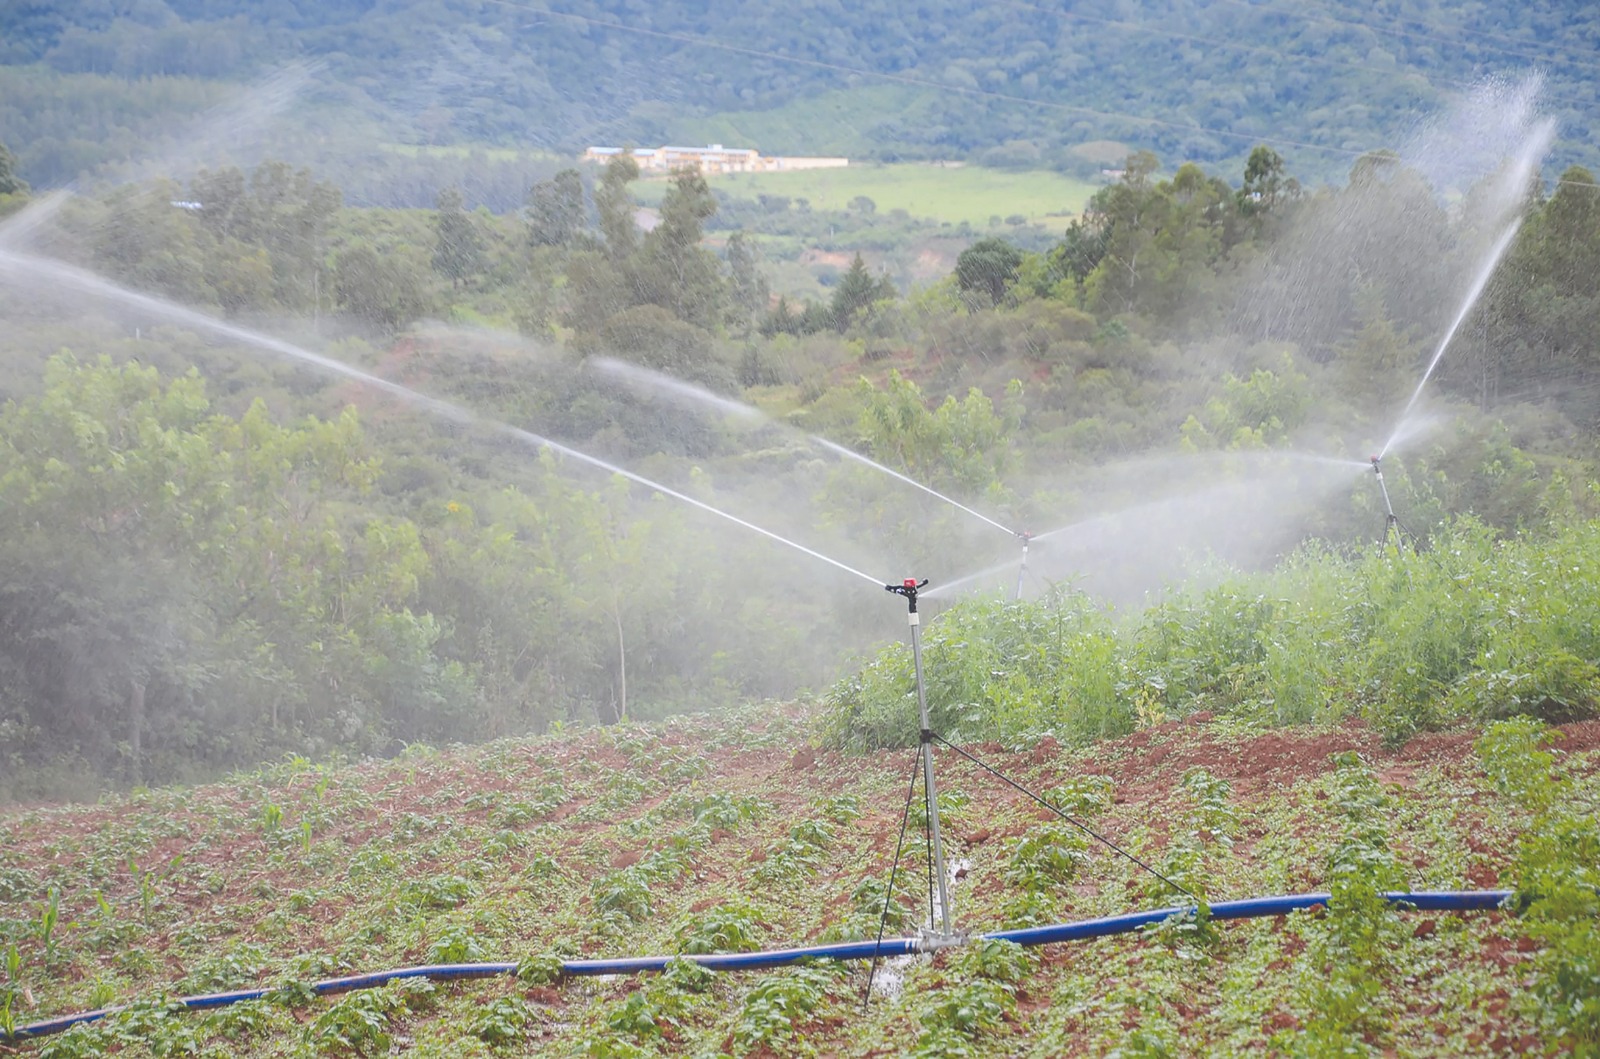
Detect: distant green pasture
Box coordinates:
(703, 164, 1097, 227)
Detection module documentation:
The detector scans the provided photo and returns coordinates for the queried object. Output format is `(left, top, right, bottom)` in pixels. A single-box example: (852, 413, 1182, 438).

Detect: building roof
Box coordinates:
(586, 144, 757, 157)
(660, 145, 757, 156)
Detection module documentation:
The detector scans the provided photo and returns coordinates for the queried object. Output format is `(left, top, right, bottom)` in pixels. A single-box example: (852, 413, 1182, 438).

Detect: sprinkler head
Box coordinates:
(1370, 455, 1382, 475)
(885, 578, 930, 610)
(1016, 530, 1034, 543)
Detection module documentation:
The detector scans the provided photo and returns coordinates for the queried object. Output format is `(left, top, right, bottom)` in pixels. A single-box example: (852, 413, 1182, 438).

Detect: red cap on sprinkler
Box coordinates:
(903, 578, 920, 588)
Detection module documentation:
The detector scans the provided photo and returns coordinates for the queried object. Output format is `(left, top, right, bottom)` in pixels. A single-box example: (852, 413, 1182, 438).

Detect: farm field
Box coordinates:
(3, 706, 1593, 1055)
(705, 164, 1098, 228)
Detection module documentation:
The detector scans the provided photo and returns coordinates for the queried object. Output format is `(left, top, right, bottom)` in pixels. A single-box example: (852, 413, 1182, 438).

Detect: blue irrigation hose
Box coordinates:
(3, 891, 1512, 1042)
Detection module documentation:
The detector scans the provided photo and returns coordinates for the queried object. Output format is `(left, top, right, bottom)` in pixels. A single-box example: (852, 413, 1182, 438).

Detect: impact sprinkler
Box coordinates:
(1014, 530, 1034, 601)
(884, 577, 955, 940)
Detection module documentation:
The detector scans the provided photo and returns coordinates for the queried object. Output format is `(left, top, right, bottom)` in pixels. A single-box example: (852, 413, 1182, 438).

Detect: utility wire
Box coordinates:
(1212, 0, 1600, 79)
(483, 0, 1370, 161)
(931, 734, 1194, 899)
(1000, 0, 1598, 115)
(487, 0, 1600, 194)
(1321, 0, 1600, 68)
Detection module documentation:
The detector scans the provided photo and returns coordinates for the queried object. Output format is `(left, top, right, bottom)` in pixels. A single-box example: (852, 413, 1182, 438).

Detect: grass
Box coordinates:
(667, 84, 937, 161)
(1, 701, 1593, 1055)
(700, 164, 1098, 227)
(378, 143, 567, 164)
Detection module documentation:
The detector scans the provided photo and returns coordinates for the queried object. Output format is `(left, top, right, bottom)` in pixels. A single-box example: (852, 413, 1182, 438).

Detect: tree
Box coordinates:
(955, 237, 1024, 308)
(725, 231, 768, 326)
(431, 186, 485, 288)
(635, 166, 724, 329)
(0, 138, 28, 197)
(855, 370, 1017, 494)
(1334, 288, 1418, 406)
(1477, 166, 1600, 415)
(1238, 146, 1299, 220)
(594, 153, 641, 262)
(832, 252, 896, 329)
(528, 168, 586, 248)
(830, 252, 883, 329)
(592, 304, 731, 390)
(333, 244, 431, 333)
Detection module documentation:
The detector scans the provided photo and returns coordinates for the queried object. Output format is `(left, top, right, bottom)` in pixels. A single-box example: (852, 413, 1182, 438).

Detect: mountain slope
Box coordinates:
(1, 0, 1596, 189)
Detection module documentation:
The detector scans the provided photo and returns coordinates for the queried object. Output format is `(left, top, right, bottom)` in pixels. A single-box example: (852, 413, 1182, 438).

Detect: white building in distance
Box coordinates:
(582, 144, 848, 175)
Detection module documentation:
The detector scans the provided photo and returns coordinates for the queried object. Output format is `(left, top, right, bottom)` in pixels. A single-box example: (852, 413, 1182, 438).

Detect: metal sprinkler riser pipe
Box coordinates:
(1014, 530, 1033, 601)
(1370, 455, 1397, 519)
(885, 577, 954, 938)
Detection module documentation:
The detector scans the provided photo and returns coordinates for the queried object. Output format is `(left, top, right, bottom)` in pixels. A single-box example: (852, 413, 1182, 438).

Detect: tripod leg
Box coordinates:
(863, 746, 924, 1011)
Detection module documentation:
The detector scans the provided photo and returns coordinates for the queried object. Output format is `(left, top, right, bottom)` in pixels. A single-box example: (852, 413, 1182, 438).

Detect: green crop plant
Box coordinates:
(1, 944, 21, 1039)
(205, 997, 277, 1040)
(914, 978, 1015, 1051)
(472, 994, 538, 1046)
(953, 938, 1036, 983)
(998, 888, 1057, 929)
(814, 793, 861, 823)
(35, 1022, 110, 1059)
(659, 752, 709, 783)
(733, 963, 839, 1051)
(303, 987, 403, 1055)
(180, 941, 269, 992)
(661, 955, 713, 994)
(1006, 822, 1090, 891)
(428, 922, 485, 963)
(1449, 650, 1600, 723)
(1046, 774, 1114, 817)
(1275, 752, 1406, 1055)
(754, 836, 827, 883)
(688, 791, 770, 829)
(1477, 714, 1560, 812)
(788, 816, 835, 849)
(482, 828, 525, 858)
(591, 868, 654, 925)
(403, 874, 477, 910)
(1180, 767, 1237, 845)
(909, 787, 971, 830)
(676, 901, 764, 954)
(1478, 718, 1600, 1050)
(37, 886, 59, 970)
(516, 953, 566, 984)
(603, 988, 673, 1041)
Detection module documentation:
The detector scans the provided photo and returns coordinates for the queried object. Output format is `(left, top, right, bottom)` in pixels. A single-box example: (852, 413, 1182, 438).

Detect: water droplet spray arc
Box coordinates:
(1378, 217, 1524, 459)
(589, 357, 1019, 539)
(0, 248, 885, 589)
(589, 355, 1036, 607)
(584, 359, 963, 939)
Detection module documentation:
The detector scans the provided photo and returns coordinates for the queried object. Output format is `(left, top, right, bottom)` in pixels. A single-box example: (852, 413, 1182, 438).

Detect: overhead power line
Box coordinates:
(484, 0, 1600, 193)
(1212, 0, 1600, 79)
(485, 0, 1370, 160)
(1000, 0, 1597, 115)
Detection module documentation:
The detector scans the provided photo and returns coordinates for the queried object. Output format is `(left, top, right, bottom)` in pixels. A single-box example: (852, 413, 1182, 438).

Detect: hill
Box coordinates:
(2, 707, 1597, 1054)
(1, 0, 1597, 194)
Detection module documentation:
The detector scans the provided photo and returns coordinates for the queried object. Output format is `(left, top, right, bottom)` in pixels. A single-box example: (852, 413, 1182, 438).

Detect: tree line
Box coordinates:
(2, 129, 1597, 800)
